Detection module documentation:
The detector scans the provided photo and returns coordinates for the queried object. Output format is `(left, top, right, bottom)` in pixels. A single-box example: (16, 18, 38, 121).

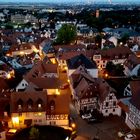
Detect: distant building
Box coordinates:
(96, 9, 100, 18)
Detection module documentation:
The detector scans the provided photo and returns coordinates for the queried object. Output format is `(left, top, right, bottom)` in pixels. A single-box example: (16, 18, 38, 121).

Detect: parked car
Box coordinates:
(81, 113, 92, 120)
(87, 117, 102, 124)
(124, 133, 137, 140)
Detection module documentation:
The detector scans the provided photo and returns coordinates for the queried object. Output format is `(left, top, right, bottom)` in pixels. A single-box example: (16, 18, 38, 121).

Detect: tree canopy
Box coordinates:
(55, 24, 76, 45)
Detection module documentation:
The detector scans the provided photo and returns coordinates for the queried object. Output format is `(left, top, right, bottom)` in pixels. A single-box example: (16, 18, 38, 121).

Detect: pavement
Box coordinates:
(58, 68, 131, 140)
(70, 103, 130, 140)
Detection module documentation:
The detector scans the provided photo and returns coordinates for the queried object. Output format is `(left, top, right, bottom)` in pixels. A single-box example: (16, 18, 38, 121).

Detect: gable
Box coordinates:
(16, 79, 28, 91)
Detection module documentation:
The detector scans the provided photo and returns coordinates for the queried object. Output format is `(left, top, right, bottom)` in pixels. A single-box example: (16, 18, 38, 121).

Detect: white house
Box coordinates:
(9, 91, 47, 128)
(98, 79, 121, 117)
(125, 81, 140, 129)
(93, 46, 133, 69)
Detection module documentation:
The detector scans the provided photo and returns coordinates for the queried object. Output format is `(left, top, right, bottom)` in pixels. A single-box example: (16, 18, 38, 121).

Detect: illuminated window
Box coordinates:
(113, 101, 116, 106)
(106, 102, 108, 107)
(37, 98, 43, 109)
(50, 100, 55, 111)
(18, 104, 22, 109)
(38, 104, 42, 108)
(27, 99, 33, 109)
(109, 96, 112, 100)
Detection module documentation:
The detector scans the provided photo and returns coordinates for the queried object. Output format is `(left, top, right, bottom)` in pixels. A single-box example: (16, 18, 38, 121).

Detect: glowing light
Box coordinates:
(7, 73, 11, 79)
(6, 53, 10, 56)
(51, 59, 56, 64)
(64, 66, 67, 70)
(105, 73, 109, 78)
(71, 123, 76, 129)
(38, 112, 42, 116)
(20, 51, 24, 55)
(56, 89, 60, 95)
(8, 129, 17, 133)
(12, 117, 19, 124)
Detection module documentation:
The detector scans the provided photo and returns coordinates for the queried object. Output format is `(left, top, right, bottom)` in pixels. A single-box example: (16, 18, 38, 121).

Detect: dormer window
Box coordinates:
(28, 105, 32, 109)
(37, 98, 43, 109)
(18, 104, 22, 109)
(17, 99, 23, 110)
(27, 98, 33, 110)
(50, 100, 55, 111)
(38, 104, 42, 108)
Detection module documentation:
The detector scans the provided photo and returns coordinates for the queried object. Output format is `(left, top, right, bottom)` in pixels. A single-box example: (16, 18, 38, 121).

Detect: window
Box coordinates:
(28, 105, 32, 109)
(109, 96, 112, 100)
(18, 104, 22, 109)
(34, 120, 37, 122)
(127, 86, 130, 91)
(22, 83, 24, 86)
(37, 98, 43, 109)
(27, 99, 33, 109)
(19, 112, 22, 116)
(38, 119, 42, 122)
(17, 99, 23, 110)
(113, 101, 116, 106)
(50, 100, 55, 111)
(113, 109, 115, 112)
(105, 110, 108, 113)
(38, 104, 42, 108)
(106, 102, 108, 107)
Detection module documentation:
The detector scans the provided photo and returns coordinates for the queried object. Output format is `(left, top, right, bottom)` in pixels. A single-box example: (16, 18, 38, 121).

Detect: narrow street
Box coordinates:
(70, 102, 129, 140)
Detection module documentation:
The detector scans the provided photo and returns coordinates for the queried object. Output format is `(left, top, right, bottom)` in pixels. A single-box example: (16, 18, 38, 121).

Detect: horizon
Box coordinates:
(0, 0, 140, 4)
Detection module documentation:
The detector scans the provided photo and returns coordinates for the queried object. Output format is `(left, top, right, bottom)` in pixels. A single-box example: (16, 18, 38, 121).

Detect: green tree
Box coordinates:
(29, 127, 40, 140)
(55, 24, 76, 45)
(106, 61, 115, 75)
(115, 64, 124, 76)
(119, 33, 129, 44)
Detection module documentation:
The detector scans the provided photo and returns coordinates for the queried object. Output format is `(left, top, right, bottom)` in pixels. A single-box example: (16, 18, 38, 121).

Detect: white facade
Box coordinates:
(109, 36, 118, 47)
(78, 97, 98, 111)
(125, 103, 140, 129)
(16, 79, 28, 92)
(9, 112, 69, 128)
(9, 112, 46, 128)
(99, 92, 121, 117)
(93, 54, 126, 69)
(46, 114, 69, 126)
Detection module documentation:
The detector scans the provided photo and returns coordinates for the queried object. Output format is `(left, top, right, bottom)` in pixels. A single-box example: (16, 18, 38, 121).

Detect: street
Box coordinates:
(59, 69, 130, 140)
(70, 103, 130, 140)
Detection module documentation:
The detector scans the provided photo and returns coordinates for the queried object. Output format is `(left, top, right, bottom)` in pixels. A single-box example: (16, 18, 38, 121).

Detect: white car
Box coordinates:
(124, 133, 137, 140)
(81, 114, 92, 120)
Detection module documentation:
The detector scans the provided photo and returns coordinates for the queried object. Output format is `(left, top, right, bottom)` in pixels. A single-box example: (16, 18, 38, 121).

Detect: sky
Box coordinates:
(0, 0, 140, 3)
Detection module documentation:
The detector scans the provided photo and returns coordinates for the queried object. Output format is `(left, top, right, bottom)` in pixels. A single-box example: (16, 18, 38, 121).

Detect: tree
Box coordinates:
(29, 127, 40, 140)
(119, 33, 129, 44)
(105, 61, 115, 74)
(55, 24, 76, 45)
(115, 64, 124, 76)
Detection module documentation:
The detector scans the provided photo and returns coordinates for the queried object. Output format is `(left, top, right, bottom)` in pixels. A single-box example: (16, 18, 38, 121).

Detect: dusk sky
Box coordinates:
(0, 0, 140, 3)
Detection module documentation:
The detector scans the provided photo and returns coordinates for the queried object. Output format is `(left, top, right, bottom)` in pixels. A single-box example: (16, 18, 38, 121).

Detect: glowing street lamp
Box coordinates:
(105, 73, 109, 78)
(71, 123, 76, 129)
